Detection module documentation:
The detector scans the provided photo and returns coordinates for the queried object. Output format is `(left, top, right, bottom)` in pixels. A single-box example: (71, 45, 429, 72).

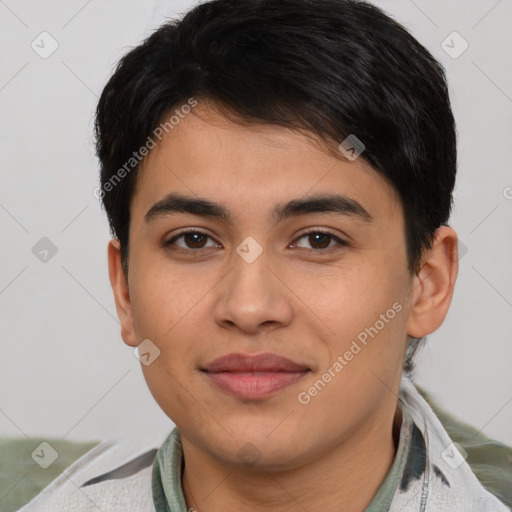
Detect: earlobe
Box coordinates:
(107, 239, 138, 347)
(406, 226, 459, 338)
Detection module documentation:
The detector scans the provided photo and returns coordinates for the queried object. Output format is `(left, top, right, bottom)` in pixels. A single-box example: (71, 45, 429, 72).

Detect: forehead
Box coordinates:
(132, 103, 402, 224)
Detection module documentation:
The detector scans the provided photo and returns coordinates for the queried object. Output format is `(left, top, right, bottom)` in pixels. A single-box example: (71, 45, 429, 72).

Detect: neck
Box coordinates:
(181, 405, 401, 512)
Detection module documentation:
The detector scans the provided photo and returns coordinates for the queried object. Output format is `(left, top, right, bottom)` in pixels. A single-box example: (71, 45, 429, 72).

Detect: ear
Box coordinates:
(406, 226, 459, 338)
(108, 238, 138, 347)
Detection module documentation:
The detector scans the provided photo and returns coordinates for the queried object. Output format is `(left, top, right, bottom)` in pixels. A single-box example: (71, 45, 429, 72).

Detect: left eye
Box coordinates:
(293, 231, 346, 251)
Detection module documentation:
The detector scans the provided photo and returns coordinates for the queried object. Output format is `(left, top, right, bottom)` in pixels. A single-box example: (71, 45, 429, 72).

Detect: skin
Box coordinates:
(108, 101, 459, 511)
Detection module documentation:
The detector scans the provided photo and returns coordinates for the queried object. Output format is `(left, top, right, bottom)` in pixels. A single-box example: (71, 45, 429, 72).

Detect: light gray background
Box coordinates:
(1, 0, 511, 447)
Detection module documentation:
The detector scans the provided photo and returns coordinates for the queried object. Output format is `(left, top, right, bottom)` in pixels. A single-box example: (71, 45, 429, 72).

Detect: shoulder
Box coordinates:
(18, 437, 161, 512)
(395, 377, 511, 511)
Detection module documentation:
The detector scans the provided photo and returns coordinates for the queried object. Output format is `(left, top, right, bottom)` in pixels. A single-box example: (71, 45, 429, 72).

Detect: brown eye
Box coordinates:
(184, 232, 207, 248)
(294, 230, 347, 251)
(307, 232, 331, 249)
(165, 231, 217, 250)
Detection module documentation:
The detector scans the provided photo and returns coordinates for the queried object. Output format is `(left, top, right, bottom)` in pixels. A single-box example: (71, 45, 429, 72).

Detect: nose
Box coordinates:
(213, 244, 294, 335)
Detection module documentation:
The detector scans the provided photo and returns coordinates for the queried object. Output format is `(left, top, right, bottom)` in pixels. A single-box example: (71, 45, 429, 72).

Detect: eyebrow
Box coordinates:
(144, 192, 373, 224)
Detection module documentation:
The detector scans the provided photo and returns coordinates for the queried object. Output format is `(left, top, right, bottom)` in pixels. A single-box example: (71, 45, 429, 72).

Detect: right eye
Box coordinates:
(164, 230, 220, 250)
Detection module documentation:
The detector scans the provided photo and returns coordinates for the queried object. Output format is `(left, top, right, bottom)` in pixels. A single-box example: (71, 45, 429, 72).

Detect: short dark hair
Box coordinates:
(94, 0, 457, 372)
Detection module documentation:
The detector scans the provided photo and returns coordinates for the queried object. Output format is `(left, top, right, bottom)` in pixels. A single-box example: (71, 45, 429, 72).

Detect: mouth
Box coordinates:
(201, 352, 311, 400)
(201, 353, 311, 400)
(203, 352, 310, 373)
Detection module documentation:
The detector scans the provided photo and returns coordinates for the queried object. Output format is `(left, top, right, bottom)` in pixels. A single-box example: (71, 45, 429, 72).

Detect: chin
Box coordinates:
(220, 427, 307, 464)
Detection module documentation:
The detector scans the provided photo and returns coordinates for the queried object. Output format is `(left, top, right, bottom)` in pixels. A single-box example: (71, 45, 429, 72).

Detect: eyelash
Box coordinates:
(164, 228, 348, 253)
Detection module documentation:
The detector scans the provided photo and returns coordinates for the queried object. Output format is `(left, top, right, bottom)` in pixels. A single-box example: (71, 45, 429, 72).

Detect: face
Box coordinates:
(112, 102, 419, 470)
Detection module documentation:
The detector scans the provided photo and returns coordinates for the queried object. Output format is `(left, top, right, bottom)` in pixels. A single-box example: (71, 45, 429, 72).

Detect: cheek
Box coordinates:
(312, 263, 410, 378)
(300, 259, 404, 327)
(128, 254, 209, 339)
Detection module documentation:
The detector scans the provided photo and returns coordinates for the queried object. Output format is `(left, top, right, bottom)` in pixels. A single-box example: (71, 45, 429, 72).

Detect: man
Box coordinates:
(19, 0, 511, 510)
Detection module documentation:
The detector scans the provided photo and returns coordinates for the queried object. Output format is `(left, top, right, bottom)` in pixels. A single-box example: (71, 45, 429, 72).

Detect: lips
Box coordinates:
(202, 352, 310, 373)
(202, 352, 310, 399)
